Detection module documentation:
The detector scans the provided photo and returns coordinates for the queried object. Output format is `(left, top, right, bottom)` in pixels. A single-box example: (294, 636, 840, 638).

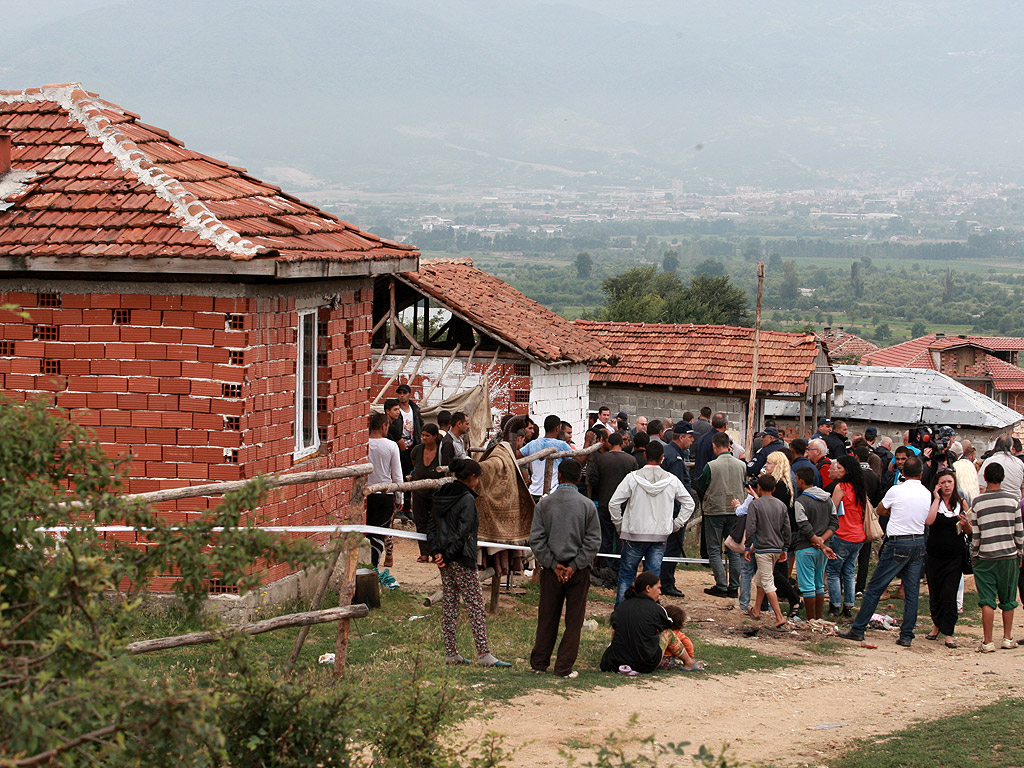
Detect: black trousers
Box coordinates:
(926, 554, 962, 636)
(530, 566, 591, 676)
(856, 539, 873, 593)
(597, 506, 620, 572)
(411, 493, 432, 556)
(773, 560, 801, 608)
(660, 525, 686, 591)
(365, 493, 394, 567)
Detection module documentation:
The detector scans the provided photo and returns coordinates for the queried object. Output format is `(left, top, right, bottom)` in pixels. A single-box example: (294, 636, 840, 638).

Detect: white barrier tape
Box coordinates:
(35, 523, 713, 565)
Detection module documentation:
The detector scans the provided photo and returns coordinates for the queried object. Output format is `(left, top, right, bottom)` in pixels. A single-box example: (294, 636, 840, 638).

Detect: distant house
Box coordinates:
(372, 258, 615, 437)
(820, 326, 878, 363)
(576, 322, 834, 437)
(767, 365, 1024, 445)
(862, 333, 1024, 413)
(0, 84, 417, 596)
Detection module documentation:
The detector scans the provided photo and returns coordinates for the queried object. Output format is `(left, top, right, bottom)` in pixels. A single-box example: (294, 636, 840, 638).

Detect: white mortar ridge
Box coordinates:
(0, 84, 259, 259)
(0, 169, 36, 209)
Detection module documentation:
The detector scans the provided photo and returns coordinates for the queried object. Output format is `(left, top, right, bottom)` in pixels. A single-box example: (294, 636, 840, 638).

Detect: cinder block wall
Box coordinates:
(590, 386, 747, 435)
(0, 279, 373, 590)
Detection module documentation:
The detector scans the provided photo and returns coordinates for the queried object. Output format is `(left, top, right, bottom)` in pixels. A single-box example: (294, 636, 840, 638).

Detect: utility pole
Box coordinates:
(746, 262, 765, 460)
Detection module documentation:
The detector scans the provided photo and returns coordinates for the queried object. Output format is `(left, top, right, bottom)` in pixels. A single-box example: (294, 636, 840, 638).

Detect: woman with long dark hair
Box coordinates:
(599, 571, 673, 674)
(925, 468, 971, 647)
(428, 458, 511, 667)
(825, 455, 868, 618)
(410, 423, 442, 562)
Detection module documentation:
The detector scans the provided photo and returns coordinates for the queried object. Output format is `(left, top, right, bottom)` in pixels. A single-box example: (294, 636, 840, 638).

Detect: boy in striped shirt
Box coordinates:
(971, 462, 1024, 653)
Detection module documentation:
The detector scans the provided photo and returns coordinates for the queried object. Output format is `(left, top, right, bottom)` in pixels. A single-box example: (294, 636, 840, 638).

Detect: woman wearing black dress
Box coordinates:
(925, 468, 972, 648)
(410, 424, 443, 562)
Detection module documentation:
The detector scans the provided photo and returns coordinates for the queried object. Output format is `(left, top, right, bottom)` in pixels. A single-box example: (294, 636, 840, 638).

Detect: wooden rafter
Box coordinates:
(422, 343, 462, 403)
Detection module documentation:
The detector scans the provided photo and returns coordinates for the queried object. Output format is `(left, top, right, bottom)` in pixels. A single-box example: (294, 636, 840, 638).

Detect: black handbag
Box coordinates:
(961, 533, 973, 575)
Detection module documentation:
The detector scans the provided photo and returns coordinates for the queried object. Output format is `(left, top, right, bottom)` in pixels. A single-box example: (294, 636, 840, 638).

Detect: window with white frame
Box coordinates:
(295, 309, 321, 458)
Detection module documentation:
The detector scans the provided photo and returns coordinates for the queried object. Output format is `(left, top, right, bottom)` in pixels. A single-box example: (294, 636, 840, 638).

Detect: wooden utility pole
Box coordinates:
(746, 262, 765, 459)
(334, 474, 367, 678)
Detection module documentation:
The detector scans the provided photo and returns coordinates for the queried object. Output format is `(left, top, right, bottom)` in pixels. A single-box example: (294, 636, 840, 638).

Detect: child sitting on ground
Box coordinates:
(660, 604, 702, 671)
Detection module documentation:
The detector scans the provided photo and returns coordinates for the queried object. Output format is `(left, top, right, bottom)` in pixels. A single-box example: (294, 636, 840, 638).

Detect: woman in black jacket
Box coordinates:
(428, 458, 511, 668)
(924, 468, 971, 648)
(600, 571, 672, 674)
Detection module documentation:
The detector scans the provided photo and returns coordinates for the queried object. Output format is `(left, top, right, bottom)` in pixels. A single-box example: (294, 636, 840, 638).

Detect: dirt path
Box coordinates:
(387, 536, 1024, 766)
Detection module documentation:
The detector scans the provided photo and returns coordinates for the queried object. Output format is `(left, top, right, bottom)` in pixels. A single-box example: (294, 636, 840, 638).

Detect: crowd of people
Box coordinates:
(366, 398, 1024, 676)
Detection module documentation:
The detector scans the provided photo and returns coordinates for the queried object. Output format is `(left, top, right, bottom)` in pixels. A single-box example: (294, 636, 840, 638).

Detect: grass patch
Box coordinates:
(833, 698, 1024, 768)
(125, 580, 805, 711)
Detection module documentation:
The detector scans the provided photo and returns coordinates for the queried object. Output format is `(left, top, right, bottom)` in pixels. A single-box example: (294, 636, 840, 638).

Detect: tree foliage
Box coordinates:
(600, 267, 752, 326)
(574, 251, 593, 279)
(0, 397, 505, 768)
(662, 249, 679, 273)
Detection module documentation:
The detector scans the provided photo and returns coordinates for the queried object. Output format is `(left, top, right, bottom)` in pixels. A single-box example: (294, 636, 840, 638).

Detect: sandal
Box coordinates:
(416, 555, 430, 563)
(945, 640, 958, 649)
(925, 633, 940, 641)
(618, 665, 638, 676)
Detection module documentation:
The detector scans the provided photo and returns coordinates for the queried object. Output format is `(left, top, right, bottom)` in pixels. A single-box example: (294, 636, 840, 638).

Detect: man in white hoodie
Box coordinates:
(608, 441, 695, 606)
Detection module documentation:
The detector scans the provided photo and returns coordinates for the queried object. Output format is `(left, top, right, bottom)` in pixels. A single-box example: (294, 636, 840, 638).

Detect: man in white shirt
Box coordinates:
(980, 435, 1024, 499)
(367, 412, 403, 588)
(841, 456, 936, 646)
(520, 414, 572, 500)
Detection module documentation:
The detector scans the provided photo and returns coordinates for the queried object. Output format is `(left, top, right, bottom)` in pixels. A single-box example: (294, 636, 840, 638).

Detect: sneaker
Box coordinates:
(662, 586, 685, 598)
(841, 607, 853, 619)
(978, 642, 997, 653)
(445, 654, 472, 665)
(1001, 637, 1019, 650)
(856, 591, 864, 599)
(704, 586, 730, 598)
(377, 568, 400, 590)
(828, 605, 841, 617)
(838, 628, 865, 642)
(477, 653, 511, 668)
(558, 670, 579, 679)
(726, 588, 739, 598)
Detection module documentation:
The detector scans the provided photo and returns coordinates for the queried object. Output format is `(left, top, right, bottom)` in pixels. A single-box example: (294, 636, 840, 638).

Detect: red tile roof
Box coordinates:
(820, 329, 878, 361)
(577, 321, 825, 394)
(398, 258, 615, 365)
(986, 355, 1024, 391)
(863, 334, 1024, 367)
(0, 84, 416, 271)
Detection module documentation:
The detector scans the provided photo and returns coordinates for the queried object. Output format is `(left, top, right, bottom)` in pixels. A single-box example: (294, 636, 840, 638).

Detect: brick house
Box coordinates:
(575, 321, 834, 438)
(372, 258, 614, 437)
(819, 326, 878, 364)
(0, 84, 417, 592)
(862, 333, 1024, 414)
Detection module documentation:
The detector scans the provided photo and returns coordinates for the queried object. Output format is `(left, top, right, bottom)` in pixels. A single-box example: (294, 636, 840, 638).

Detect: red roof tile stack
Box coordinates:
(820, 328, 879, 361)
(0, 84, 417, 266)
(400, 258, 615, 365)
(577, 321, 823, 394)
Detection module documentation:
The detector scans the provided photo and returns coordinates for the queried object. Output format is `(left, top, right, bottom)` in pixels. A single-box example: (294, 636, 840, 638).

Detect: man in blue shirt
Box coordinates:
(520, 414, 572, 501)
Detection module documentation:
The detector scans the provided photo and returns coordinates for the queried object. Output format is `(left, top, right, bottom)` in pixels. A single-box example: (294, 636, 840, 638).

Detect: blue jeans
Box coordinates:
(616, 540, 665, 606)
(739, 557, 756, 610)
(704, 515, 741, 590)
(826, 537, 864, 608)
(851, 535, 926, 643)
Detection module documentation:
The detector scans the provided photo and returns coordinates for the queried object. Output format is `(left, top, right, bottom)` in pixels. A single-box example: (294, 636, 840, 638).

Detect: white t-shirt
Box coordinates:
(880, 479, 931, 536)
(368, 437, 403, 505)
(399, 405, 414, 442)
(979, 452, 1024, 500)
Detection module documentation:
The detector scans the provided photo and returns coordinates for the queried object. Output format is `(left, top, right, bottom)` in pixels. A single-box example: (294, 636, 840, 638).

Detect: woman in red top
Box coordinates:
(825, 455, 868, 618)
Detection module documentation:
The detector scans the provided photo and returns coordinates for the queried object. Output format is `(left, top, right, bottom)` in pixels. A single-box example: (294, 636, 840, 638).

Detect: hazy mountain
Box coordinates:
(1, 0, 1022, 190)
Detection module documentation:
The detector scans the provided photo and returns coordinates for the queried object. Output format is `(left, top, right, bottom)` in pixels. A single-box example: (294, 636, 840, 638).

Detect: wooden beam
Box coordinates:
(334, 475, 367, 679)
(421, 343, 462, 403)
(371, 346, 415, 405)
(369, 344, 390, 375)
(126, 604, 369, 655)
(371, 312, 389, 337)
(453, 340, 481, 390)
(127, 464, 374, 504)
(746, 261, 765, 460)
(388, 277, 397, 347)
(391, 314, 423, 351)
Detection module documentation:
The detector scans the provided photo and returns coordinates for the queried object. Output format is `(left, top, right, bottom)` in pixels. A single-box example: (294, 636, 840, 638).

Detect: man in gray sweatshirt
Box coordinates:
(529, 458, 603, 677)
(792, 466, 839, 619)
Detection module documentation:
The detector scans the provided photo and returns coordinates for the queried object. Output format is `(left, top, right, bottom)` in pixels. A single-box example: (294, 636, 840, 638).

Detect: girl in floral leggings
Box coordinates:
(428, 458, 511, 667)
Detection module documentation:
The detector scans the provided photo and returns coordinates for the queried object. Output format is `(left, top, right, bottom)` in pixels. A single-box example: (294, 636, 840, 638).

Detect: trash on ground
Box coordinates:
(318, 653, 336, 664)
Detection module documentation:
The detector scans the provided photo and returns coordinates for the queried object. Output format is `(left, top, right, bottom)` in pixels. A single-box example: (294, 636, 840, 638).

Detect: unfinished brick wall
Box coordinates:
(0, 282, 373, 590)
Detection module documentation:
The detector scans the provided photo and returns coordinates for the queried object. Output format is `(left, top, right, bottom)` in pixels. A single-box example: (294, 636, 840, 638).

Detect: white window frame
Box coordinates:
(294, 309, 321, 459)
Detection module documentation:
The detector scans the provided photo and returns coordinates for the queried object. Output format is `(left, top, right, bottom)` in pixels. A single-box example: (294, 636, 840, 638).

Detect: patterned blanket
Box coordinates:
(476, 441, 535, 544)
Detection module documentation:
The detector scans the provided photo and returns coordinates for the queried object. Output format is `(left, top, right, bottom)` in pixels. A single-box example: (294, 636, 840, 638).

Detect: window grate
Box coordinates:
(317, 425, 328, 443)
(222, 383, 242, 398)
(224, 415, 241, 430)
(227, 314, 244, 330)
(0, 340, 15, 356)
(513, 389, 530, 403)
(228, 350, 244, 366)
(38, 293, 61, 308)
(206, 578, 239, 595)
(224, 449, 239, 464)
(513, 362, 531, 377)
(113, 309, 131, 325)
(34, 325, 58, 341)
(42, 360, 61, 375)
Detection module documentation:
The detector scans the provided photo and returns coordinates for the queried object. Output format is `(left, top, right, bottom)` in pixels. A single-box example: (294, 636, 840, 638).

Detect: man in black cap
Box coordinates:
(616, 411, 629, 432)
(747, 425, 785, 477)
(394, 383, 423, 520)
(660, 420, 696, 597)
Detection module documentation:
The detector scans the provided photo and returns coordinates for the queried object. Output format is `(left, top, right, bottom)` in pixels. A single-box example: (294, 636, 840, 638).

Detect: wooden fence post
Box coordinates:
(334, 474, 367, 679)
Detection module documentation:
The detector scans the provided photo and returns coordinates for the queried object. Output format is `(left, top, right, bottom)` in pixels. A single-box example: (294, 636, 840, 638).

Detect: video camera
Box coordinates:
(908, 424, 955, 454)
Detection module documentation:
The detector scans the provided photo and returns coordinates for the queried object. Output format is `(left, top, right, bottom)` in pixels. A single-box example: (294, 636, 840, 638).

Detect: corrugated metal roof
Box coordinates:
(767, 365, 1024, 428)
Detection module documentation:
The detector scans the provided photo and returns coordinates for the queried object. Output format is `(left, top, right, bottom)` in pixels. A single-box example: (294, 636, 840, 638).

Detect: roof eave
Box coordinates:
(0, 253, 419, 279)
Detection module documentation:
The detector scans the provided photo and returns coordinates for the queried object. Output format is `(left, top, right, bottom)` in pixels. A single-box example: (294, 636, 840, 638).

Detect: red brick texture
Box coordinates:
(0, 284, 374, 589)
